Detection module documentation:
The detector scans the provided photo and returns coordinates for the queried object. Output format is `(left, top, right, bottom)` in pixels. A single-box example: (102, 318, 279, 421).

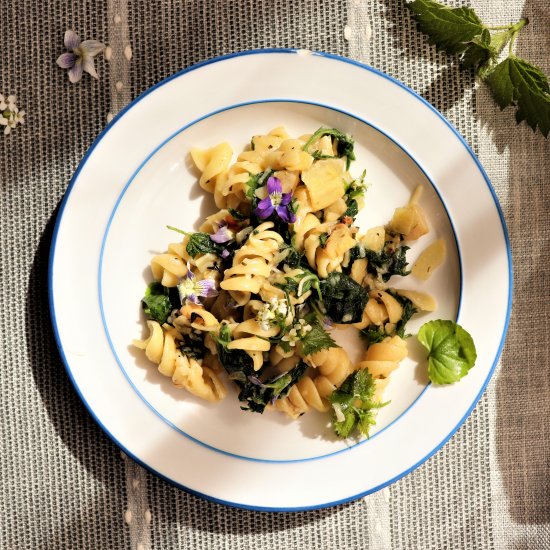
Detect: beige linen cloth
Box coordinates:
(0, 1, 548, 548)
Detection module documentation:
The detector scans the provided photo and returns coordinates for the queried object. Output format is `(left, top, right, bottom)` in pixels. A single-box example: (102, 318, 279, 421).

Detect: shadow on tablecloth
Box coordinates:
(377, 0, 550, 530)
(490, 0, 550, 527)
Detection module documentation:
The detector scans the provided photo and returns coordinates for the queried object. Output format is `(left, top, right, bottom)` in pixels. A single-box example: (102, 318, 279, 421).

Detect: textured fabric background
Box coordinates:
(1, 1, 548, 549)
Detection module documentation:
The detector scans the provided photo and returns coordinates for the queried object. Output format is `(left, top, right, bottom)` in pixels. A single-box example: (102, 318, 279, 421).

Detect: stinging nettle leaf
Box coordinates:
(486, 56, 550, 137)
(407, 0, 485, 54)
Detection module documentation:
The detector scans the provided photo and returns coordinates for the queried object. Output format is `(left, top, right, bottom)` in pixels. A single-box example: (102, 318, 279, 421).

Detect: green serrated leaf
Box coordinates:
(461, 28, 495, 70)
(407, 0, 485, 54)
(486, 56, 550, 137)
(300, 316, 339, 356)
(329, 370, 387, 438)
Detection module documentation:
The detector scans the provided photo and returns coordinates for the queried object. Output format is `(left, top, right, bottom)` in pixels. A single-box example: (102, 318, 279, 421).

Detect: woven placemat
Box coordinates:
(1, 1, 548, 549)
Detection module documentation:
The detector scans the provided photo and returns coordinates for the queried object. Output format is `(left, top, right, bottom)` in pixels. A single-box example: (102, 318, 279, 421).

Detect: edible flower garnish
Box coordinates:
(281, 319, 313, 347)
(56, 30, 105, 83)
(0, 94, 25, 135)
(254, 176, 296, 223)
(257, 297, 289, 330)
(210, 223, 234, 244)
(177, 268, 218, 305)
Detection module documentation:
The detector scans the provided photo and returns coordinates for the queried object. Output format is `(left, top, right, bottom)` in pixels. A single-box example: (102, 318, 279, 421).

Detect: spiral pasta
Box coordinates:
(150, 242, 189, 287)
(356, 336, 408, 401)
(221, 221, 284, 305)
(275, 347, 354, 418)
(135, 125, 444, 439)
(133, 321, 226, 401)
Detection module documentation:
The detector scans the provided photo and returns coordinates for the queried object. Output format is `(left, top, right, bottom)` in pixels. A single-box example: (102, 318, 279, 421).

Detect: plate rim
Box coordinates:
(48, 48, 513, 511)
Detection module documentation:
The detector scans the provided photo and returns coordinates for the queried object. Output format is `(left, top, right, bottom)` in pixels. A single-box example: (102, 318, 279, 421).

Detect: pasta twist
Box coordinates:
(190, 142, 233, 195)
(291, 185, 321, 251)
(275, 347, 354, 418)
(227, 301, 280, 371)
(133, 320, 226, 401)
(264, 138, 314, 172)
(221, 221, 284, 305)
(150, 242, 189, 287)
(356, 335, 408, 401)
(351, 289, 404, 331)
(304, 223, 356, 278)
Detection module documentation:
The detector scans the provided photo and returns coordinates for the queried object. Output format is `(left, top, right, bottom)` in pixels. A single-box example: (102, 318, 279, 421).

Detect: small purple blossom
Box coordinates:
(56, 30, 105, 83)
(210, 224, 234, 244)
(177, 268, 218, 305)
(220, 249, 230, 259)
(248, 375, 263, 386)
(254, 177, 296, 223)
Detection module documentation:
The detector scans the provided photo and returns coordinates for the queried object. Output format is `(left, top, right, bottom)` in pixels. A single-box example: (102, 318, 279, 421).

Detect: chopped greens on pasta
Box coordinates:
(133, 126, 467, 439)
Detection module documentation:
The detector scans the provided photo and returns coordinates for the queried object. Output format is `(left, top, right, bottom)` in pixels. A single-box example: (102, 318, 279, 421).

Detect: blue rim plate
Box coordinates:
(49, 49, 512, 511)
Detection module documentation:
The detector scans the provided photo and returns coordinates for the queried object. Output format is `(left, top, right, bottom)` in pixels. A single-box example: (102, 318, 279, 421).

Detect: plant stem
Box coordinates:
(508, 18, 528, 55)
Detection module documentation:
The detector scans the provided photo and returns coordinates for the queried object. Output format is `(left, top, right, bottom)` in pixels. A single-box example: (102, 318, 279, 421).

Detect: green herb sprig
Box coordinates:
(407, 0, 550, 137)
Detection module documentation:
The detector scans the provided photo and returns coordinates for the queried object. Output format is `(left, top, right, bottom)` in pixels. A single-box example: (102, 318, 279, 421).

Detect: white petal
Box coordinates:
(4, 125, 10, 135)
(64, 29, 80, 50)
(82, 57, 99, 79)
(0, 118, 7, 125)
(0, 101, 6, 111)
(81, 39, 105, 57)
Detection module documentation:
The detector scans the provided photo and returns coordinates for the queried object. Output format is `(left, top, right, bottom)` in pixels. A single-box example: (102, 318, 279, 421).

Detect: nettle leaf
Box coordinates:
(407, 0, 485, 54)
(141, 282, 179, 324)
(301, 315, 339, 356)
(486, 56, 550, 137)
(302, 127, 356, 169)
(329, 370, 387, 438)
(461, 28, 495, 71)
(417, 320, 477, 384)
(319, 272, 370, 324)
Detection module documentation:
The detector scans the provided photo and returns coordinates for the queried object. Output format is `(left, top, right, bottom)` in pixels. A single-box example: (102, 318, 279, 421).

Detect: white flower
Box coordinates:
(56, 30, 105, 83)
(0, 94, 25, 135)
(257, 297, 289, 331)
(281, 319, 312, 347)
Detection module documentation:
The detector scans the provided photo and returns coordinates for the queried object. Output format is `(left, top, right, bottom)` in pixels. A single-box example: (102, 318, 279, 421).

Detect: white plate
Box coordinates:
(49, 50, 512, 511)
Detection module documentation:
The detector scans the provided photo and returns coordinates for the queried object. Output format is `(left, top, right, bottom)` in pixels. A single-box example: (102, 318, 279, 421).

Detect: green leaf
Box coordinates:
(245, 169, 274, 203)
(342, 199, 359, 220)
(319, 272, 370, 324)
(407, 0, 485, 54)
(302, 127, 356, 169)
(486, 56, 550, 137)
(300, 315, 339, 356)
(360, 325, 387, 346)
(363, 239, 410, 282)
(329, 370, 387, 438)
(461, 28, 495, 71)
(186, 232, 217, 257)
(141, 282, 178, 324)
(417, 320, 477, 384)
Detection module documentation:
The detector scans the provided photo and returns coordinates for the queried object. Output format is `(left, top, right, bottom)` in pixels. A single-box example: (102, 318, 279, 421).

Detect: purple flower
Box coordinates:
(210, 223, 234, 244)
(254, 177, 296, 223)
(177, 268, 218, 305)
(56, 30, 105, 83)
